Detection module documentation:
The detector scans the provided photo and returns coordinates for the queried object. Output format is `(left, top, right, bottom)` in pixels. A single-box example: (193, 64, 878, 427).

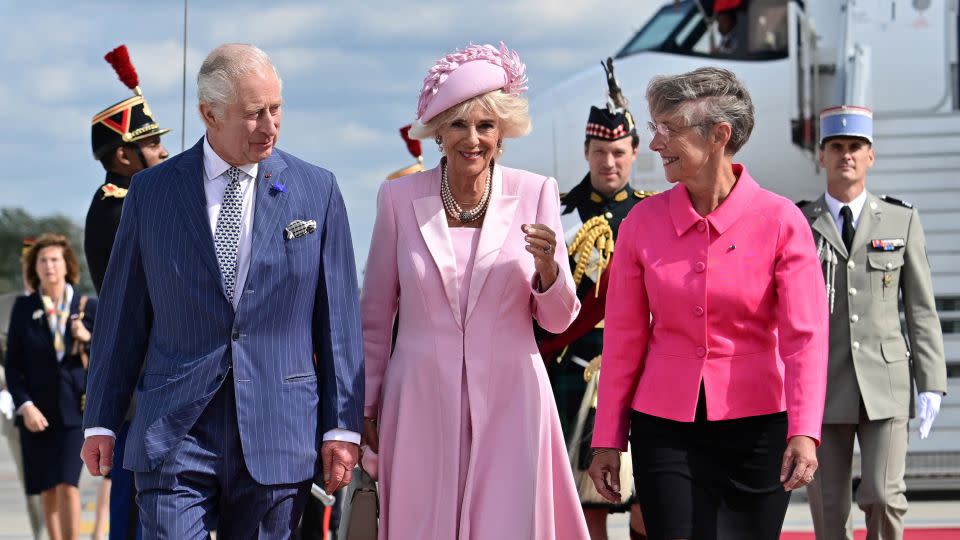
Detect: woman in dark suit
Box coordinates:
(5, 233, 95, 540)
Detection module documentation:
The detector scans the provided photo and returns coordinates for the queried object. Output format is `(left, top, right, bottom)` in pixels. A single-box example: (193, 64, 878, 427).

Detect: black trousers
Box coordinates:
(630, 391, 790, 540)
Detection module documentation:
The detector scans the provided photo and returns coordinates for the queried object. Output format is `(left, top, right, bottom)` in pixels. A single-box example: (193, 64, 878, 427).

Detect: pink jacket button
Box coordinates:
(696, 346, 707, 357)
(695, 262, 706, 273)
(694, 306, 704, 316)
(696, 221, 707, 232)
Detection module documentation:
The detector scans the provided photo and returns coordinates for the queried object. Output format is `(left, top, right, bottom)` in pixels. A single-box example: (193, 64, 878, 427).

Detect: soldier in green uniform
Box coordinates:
(83, 45, 170, 540)
(801, 106, 947, 540)
(538, 59, 650, 540)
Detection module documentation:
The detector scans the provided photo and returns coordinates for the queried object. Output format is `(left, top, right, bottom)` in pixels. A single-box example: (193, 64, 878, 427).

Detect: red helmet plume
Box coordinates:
(104, 45, 140, 94)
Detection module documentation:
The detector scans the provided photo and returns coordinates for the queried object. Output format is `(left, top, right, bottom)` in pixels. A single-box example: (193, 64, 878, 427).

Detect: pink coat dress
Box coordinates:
(593, 165, 829, 451)
(361, 164, 589, 539)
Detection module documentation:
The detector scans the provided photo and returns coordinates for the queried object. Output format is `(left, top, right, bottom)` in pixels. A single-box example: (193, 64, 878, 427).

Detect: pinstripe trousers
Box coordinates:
(134, 372, 311, 539)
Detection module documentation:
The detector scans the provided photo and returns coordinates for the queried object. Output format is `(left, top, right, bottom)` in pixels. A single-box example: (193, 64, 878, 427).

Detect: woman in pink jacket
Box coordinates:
(588, 67, 828, 539)
(360, 43, 589, 539)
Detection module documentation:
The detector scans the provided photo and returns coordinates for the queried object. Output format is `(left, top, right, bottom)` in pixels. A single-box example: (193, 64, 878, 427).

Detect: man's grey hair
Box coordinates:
(646, 67, 755, 155)
(197, 44, 282, 116)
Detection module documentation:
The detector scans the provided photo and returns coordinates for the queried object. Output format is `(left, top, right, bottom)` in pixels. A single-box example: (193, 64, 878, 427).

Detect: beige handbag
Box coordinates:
(344, 465, 379, 540)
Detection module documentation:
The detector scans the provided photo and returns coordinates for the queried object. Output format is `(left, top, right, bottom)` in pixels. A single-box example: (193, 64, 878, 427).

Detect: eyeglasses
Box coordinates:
(646, 121, 713, 141)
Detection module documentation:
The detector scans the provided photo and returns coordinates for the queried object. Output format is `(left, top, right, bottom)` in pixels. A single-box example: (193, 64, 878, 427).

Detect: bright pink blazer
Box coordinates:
(592, 165, 828, 451)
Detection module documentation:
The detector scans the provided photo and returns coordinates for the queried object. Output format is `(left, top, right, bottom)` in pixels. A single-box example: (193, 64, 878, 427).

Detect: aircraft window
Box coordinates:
(745, 2, 788, 55)
(617, 0, 789, 61)
(619, 6, 690, 56)
(689, 21, 714, 55)
(676, 11, 703, 44)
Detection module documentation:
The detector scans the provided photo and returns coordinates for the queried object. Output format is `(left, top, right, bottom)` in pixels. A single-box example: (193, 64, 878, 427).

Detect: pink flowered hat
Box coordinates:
(411, 42, 528, 136)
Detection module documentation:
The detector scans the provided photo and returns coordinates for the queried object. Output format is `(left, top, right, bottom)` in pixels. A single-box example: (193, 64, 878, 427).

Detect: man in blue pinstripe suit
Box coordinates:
(80, 43, 364, 539)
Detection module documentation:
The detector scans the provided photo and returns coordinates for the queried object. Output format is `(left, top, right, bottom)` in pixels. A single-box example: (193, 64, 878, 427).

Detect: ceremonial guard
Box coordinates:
(802, 106, 947, 540)
(83, 45, 170, 540)
(538, 59, 650, 540)
(85, 45, 170, 293)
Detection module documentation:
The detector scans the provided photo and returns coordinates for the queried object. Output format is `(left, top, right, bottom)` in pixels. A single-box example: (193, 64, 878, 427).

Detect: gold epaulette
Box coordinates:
(100, 183, 128, 199)
(634, 189, 655, 199)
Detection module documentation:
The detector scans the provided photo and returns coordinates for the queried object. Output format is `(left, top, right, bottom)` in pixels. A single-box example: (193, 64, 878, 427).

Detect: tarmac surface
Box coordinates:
(1, 435, 957, 539)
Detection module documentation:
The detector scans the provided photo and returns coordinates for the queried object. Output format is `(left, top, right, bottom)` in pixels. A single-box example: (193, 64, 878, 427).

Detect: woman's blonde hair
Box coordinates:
(409, 90, 531, 140)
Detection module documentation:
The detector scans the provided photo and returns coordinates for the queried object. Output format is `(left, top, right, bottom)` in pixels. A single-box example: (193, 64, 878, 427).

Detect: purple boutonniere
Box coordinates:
(269, 182, 286, 195)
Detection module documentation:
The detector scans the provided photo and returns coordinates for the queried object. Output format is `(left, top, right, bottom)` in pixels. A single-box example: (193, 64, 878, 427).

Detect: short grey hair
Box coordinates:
(646, 67, 755, 155)
(408, 90, 532, 140)
(197, 44, 282, 116)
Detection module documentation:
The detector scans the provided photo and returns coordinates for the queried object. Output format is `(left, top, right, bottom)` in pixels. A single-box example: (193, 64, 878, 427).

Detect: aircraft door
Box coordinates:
(857, 0, 950, 112)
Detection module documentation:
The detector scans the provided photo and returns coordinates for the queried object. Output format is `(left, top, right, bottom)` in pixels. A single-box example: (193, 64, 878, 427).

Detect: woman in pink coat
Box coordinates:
(588, 67, 829, 539)
(360, 43, 589, 539)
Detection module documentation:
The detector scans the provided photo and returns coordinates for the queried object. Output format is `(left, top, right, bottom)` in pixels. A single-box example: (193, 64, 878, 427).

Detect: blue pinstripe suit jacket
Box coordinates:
(83, 138, 364, 485)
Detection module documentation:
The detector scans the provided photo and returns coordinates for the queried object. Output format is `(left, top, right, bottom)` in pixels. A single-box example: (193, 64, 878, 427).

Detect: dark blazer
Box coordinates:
(4, 291, 96, 429)
(83, 138, 365, 485)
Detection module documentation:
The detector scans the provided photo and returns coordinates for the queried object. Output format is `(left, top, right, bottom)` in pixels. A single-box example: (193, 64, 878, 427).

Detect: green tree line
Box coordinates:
(0, 208, 94, 295)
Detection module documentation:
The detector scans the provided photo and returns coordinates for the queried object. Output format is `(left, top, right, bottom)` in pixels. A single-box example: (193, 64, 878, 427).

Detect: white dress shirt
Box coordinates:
(824, 189, 867, 232)
(87, 137, 359, 445)
(203, 136, 257, 308)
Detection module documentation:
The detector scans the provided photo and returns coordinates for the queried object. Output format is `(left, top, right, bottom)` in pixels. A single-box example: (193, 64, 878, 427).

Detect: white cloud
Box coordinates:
(270, 47, 384, 79)
(124, 40, 206, 95)
(28, 65, 89, 102)
(204, 5, 330, 46)
(0, 12, 96, 65)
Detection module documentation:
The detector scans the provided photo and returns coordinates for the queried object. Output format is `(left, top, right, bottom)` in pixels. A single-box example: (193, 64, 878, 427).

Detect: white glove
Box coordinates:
(916, 391, 942, 439)
(0, 390, 14, 421)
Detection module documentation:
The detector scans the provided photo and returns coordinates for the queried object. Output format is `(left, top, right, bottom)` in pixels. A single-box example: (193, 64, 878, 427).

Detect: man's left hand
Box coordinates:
(321, 440, 359, 493)
(917, 392, 942, 439)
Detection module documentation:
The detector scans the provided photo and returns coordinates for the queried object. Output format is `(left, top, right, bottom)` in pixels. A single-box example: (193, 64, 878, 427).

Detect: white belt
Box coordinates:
(569, 355, 591, 369)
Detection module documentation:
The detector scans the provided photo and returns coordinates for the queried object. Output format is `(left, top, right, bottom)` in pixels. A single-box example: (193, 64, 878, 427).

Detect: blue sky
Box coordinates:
(0, 1, 657, 268)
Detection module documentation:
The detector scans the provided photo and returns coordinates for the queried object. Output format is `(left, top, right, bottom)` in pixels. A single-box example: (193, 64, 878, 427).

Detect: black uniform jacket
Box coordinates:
(84, 171, 131, 293)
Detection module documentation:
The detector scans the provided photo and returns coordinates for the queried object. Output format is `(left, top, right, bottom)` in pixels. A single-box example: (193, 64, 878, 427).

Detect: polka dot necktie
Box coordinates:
(215, 167, 244, 302)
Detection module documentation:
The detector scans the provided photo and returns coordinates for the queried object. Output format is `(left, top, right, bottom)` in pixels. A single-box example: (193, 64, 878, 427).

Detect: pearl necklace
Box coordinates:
(440, 158, 493, 223)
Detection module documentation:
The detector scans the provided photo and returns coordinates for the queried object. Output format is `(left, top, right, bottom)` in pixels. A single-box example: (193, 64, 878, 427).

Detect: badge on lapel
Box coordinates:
(870, 238, 905, 251)
(285, 219, 317, 240)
